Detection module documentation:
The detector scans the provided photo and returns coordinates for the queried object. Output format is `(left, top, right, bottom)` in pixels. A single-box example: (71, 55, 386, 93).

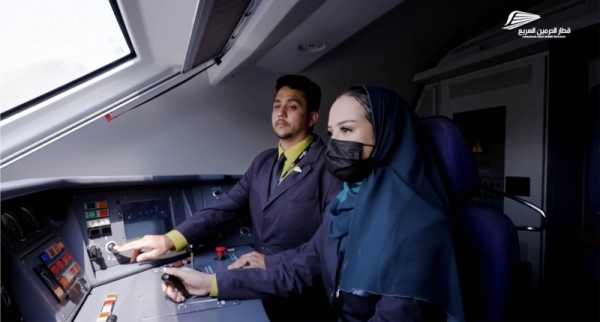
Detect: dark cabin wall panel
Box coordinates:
(304, 0, 528, 137)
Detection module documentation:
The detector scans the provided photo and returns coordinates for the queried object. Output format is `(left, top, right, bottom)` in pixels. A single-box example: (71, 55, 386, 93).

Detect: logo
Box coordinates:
(502, 10, 571, 38)
(502, 11, 541, 30)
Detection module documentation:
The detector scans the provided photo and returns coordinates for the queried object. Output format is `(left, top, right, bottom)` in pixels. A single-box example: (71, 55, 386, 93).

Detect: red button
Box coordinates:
(215, 246, 226, 258)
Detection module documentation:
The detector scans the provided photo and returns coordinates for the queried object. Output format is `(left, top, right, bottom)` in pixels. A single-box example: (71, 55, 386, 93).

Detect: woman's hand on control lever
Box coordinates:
(162, 267, 212, 302)
(113, 235, 174, 263)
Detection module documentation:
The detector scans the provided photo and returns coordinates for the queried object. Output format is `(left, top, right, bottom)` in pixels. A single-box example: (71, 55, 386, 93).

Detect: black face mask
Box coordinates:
(325, 139, 376, 182)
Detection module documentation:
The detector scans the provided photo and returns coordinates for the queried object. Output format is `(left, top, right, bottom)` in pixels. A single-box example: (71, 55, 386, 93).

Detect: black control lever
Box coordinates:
(186, 244, 195, 269)
(161, 273, 191, 299)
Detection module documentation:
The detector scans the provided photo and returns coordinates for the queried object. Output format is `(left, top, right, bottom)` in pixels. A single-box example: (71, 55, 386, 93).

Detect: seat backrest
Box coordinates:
(420, 116, 520, 321)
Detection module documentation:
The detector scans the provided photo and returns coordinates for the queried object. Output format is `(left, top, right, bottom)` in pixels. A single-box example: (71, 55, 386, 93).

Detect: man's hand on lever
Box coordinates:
(162, 267, 212, 302)
(114, 235, 174, 263)
(227, 251, 266, 269)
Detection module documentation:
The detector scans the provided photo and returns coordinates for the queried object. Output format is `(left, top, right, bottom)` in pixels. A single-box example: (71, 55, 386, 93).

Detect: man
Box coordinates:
(116, 74, 341, 321)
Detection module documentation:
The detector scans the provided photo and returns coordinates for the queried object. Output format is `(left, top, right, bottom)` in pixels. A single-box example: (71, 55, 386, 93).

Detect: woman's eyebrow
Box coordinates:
(336, 120, 357, 126)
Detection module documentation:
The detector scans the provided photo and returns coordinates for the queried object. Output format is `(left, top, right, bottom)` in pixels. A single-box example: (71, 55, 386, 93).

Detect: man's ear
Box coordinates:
(308, 111, 319, 127)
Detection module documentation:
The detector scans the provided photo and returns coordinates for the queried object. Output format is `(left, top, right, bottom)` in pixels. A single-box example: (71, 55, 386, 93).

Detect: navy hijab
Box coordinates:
(327, 86, 465, 321)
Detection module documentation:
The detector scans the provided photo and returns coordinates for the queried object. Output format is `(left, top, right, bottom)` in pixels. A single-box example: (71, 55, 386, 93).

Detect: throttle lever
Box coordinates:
(161, 273, 191, 299)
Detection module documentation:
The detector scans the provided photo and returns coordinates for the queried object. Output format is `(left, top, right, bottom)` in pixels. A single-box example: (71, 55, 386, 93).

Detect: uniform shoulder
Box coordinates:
(253, 147, 278, 162)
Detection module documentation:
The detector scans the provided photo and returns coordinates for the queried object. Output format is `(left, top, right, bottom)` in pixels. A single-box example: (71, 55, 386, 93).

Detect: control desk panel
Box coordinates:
(73, 187, 187, 271)
(76, 245, 268, 322)
(0, 176, 261, 322)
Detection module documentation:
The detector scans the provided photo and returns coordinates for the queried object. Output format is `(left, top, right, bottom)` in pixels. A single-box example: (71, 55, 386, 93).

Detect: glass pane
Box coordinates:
(0, 0, 132, 114)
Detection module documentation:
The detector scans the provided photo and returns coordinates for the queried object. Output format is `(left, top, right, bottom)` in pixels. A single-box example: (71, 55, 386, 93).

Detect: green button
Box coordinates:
(85, 202, 96, 210)
(86, 211, 97, 218)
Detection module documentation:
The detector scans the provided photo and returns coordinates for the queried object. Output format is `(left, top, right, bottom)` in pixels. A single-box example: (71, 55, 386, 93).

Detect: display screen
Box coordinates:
(121, 198, 174, 240)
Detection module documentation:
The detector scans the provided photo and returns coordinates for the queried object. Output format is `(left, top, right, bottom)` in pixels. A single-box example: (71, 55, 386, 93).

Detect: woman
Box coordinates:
(162, 85, 465, 321)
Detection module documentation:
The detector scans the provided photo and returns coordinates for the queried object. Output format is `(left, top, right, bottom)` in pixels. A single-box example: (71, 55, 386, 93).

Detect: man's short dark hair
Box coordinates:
(275, 74, 322, 114)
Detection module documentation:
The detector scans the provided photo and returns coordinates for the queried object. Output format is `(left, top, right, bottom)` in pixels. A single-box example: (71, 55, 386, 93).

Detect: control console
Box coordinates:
(73, 187, 186, 271)
(75, 245, 269, 322)
(8, 234, 90, 321)
(0, 176, 256, 322)
(73, 183, 253, 273)
(1, 192, 91, 322)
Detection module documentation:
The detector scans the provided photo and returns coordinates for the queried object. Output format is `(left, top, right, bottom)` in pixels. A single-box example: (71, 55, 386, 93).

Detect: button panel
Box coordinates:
(84, 200, 112, 239)
(34, 239, 85, 304)
(85, 201, 109, 210)
(96, 293, 117, 322)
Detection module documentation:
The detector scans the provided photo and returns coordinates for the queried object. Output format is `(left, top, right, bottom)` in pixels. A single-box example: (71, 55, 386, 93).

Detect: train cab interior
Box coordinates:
(0, 0, 598, 321)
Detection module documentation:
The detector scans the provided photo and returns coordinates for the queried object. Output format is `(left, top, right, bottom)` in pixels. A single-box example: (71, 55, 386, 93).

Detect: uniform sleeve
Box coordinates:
(165, 230, 188, 253)
(209, 274, 218, 297)
(215, 221, 325, 300)
(174, 162, 253, 247)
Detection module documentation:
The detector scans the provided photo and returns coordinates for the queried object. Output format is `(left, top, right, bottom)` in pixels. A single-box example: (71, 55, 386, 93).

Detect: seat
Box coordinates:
(420, 116, 520, 321)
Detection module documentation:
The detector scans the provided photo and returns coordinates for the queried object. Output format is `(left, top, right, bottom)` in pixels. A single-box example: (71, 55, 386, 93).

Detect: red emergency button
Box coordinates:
(215, 246, 226, 260)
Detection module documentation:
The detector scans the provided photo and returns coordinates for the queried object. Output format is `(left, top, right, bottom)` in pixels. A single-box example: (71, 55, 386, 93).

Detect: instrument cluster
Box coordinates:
(0, 191, 68, 253)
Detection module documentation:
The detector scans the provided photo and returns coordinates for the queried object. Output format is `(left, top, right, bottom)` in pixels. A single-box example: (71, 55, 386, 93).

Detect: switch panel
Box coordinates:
(72, 187, 186, 271)
(21, 235, 90, 321)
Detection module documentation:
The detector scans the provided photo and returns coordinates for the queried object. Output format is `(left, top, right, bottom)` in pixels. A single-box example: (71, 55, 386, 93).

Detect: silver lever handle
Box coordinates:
(480, 187, 547, 232)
